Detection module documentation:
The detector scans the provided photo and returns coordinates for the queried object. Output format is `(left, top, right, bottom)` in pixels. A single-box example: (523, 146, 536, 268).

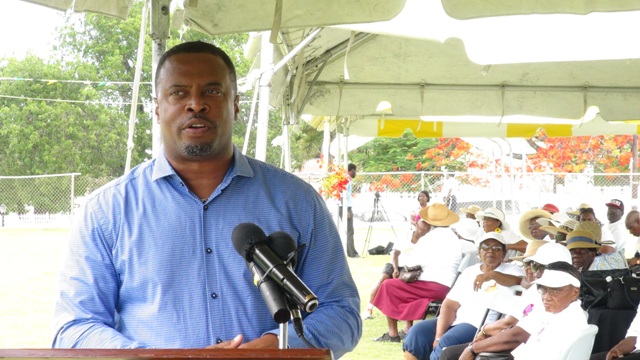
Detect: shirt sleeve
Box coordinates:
(52, 197, 143, 348)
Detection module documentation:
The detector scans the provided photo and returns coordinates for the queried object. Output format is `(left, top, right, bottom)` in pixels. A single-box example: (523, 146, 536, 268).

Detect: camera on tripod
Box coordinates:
(374, 191, 381, 200)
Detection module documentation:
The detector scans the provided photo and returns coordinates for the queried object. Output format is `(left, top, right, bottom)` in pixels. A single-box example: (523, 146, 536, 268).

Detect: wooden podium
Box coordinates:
(0, 349, 333, 360)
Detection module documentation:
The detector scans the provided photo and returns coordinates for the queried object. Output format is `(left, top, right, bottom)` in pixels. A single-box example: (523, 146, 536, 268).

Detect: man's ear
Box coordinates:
(154, 98, 160, 122)
(234, 95, 240, 120)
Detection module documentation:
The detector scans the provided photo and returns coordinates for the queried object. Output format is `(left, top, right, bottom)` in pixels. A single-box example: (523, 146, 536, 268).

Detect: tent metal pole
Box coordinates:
(150, 0, 170, 159)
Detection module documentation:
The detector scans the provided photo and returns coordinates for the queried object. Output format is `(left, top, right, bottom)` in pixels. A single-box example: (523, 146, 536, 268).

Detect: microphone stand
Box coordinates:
(279, 322, 288, 350)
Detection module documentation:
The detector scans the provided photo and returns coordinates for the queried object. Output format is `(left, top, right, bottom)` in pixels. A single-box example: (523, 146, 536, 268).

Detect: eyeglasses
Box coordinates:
(529, 261, 546, 272)
(480, 244, 504, 252)
(537, 285, 571, 297)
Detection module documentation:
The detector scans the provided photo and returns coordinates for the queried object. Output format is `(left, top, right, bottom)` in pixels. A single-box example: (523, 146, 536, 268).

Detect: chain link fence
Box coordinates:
(1, 171, 638, 229)
(0, 174, 115, 228)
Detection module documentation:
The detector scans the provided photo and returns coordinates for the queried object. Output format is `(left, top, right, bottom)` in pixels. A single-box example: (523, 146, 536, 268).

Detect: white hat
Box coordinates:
(451, 218, 480, 241)
(534, 269, 580, 288)
(478, 231, 506, 245)
(524, 243, 572, 265)
(476, 207, 510, 231)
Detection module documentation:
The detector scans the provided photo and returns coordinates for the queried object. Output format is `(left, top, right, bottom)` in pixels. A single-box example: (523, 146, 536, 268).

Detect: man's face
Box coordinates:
(607, 206, 623, 223)
(349, 168, 357, 179)
(529, 217, 548, 240)
(154, 53, 239, 163)
(569, 247, 596, 271)
(626, 217, 640, 237)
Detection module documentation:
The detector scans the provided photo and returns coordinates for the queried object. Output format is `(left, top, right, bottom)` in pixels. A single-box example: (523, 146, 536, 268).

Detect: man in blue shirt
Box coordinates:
(52, 41, 361, 357)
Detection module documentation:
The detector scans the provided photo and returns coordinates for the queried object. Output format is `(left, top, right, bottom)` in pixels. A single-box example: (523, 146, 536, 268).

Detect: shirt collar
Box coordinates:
(151, 146, 254, 182)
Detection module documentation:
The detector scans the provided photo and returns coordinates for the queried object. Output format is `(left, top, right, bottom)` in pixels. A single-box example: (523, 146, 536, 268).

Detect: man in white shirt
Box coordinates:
(607, 199, 638, 258)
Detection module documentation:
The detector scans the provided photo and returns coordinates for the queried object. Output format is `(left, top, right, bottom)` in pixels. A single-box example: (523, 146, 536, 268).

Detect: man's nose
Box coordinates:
(186, 94, 209, 112)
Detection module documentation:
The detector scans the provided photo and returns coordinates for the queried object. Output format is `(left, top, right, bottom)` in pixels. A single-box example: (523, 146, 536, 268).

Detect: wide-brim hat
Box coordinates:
(565, 230, 601, 250)
(476, 207, 510, 231)
(519, 209, 552, 241)
(567, 203, 593, 216)
(540, 218, 579, 236)
(524, 243, 572, 265)
(419, 203, 460, 227)
(451, 217, 480, 241)
(536, 212, 570, 227)
(478, 231, 507, 246)
(573, 221, 608, 244)
(460, 205, 483, 216)
(511, 240, 548, 261)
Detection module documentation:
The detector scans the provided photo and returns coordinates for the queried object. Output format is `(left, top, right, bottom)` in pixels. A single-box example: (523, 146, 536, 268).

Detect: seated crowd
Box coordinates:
(364, 193, 640, 360)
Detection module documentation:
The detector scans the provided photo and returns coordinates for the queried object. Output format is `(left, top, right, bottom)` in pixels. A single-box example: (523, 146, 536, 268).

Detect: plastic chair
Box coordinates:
(425, 252, 481, 317)
(558, 324, 599, 360)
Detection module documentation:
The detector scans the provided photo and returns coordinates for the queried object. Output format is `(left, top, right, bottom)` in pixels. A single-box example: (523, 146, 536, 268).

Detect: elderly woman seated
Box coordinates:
(454, 261, 588, 360)
(402, 231, 524, 360)
(372, 203, 462, 343)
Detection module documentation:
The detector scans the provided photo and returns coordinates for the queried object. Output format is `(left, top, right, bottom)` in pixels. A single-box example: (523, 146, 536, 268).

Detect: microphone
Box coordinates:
(232, 223, 319, 313)
(246, 261, 291, 324)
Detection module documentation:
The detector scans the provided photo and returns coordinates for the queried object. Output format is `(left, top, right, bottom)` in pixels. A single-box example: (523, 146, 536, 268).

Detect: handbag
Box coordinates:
(580, 269, 640, 310)
(399, 265, 422, 283)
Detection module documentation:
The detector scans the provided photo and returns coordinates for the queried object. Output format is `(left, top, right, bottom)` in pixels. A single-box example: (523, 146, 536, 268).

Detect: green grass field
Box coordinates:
(0, 226, 409, 359)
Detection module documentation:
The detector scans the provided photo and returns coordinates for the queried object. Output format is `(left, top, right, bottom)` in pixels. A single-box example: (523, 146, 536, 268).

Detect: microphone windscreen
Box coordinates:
(232, 223, 267, 261)
(267, 231, 298, 268)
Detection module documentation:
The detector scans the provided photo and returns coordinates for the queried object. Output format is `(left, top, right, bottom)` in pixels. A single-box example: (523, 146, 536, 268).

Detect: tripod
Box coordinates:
(362, 192, 398, 257)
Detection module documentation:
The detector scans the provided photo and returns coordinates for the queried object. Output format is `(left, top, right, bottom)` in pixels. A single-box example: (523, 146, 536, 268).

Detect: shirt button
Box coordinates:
(211, 292, 217, 299)
(204, 205, 209, 210)
(216, 338, 223, 344)
(206, 248, 212, 254)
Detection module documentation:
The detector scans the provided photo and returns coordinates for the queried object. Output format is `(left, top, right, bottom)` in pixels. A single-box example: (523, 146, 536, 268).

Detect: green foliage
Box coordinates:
(349, 130, 438, 172)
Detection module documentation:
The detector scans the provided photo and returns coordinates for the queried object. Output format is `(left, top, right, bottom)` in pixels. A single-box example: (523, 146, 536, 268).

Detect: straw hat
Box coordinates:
(519, 209, 552, 241)
(540, 218, 579, 236)
(536, 212, 570, 227)
(567, 203, 593, 216)
(565, 230, 601, 250)
(419, 203, 460, 227)
(573, 221, 608, 244)
(511, 240, 548, 262)
(460, 205, 483, 216)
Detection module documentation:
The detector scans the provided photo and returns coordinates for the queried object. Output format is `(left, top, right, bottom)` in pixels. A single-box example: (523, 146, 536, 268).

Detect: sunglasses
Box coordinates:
(480, 244, 503, 252)
(528, 261, 546, 272)
(536, 284, 569, 297)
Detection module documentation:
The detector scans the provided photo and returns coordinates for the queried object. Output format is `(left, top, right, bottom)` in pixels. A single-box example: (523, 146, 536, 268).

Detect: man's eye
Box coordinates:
(205, 89, 222, 95)
(170, 90, 185, 96)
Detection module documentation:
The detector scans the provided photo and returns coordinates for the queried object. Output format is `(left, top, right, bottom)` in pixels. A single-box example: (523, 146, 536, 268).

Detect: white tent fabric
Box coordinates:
(20, 0, 640, 148)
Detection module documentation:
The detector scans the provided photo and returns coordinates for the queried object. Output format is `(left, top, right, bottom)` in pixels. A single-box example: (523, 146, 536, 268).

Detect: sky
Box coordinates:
(0, 0, 65, 59)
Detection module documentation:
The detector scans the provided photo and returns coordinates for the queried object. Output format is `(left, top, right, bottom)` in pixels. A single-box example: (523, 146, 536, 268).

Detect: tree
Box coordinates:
(348, 130, 439, 172)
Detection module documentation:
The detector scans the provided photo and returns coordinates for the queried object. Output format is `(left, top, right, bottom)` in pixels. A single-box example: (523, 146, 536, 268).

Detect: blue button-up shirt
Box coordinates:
(53, 147, 361, 357)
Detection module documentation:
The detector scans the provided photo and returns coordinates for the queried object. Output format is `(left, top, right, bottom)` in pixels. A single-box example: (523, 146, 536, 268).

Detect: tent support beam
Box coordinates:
(311, 81, 640, 94)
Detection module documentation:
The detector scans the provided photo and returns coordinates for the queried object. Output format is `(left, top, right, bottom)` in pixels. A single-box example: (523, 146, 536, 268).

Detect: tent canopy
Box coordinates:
(21, 0, 640, 140)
